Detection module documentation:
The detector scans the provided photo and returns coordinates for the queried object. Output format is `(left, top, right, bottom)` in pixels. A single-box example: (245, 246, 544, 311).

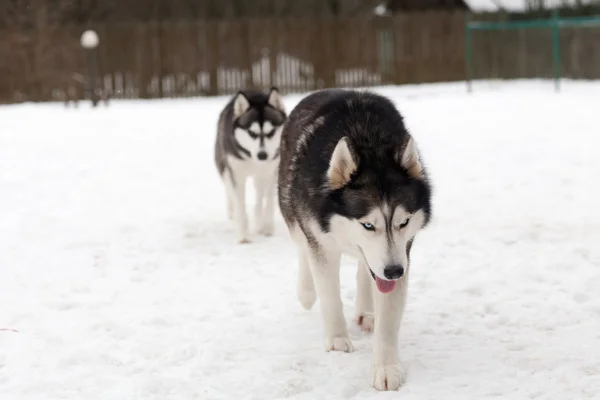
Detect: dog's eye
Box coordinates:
(361, 222, 375, 231)
(398, 218, 410, 229)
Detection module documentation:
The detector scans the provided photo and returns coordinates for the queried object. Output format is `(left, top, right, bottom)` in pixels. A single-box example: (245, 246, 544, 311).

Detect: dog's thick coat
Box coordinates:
(278, 89, 432, 391)
(215, 87, 287, 242)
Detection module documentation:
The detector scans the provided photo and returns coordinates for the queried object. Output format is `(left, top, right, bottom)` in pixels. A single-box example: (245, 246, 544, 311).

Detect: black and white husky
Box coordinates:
(214, 87, 287, 243)
(278, 89, 432, 391)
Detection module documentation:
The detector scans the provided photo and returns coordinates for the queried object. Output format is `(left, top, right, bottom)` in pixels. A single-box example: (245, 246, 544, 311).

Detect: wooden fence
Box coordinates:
(1, 12, 599, 104)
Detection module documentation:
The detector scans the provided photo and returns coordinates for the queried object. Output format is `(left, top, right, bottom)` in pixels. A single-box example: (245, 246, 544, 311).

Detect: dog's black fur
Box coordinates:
(278, 89, 432, 235)
(277, 88, 433, 391)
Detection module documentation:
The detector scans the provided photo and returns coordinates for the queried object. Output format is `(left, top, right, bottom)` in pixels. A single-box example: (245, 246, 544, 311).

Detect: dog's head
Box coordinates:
(231, 87, 287, 162)
(325, 134, 431, 293)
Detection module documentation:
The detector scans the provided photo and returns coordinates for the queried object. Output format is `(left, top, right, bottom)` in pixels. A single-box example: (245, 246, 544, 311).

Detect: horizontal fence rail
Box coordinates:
(1, 12, 599, 104)
(465, 13, 600, 92)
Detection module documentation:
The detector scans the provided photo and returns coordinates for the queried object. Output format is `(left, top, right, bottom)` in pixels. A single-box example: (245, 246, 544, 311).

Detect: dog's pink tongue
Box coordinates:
(375, 277, 396, 293)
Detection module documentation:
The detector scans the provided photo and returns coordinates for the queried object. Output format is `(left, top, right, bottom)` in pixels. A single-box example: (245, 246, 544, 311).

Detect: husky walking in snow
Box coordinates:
(278, 89, 432, 391)
(214, 87, 287, 243)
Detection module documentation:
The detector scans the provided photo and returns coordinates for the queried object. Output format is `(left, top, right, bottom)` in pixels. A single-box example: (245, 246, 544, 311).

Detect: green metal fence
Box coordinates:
(465, 13, 600, 92)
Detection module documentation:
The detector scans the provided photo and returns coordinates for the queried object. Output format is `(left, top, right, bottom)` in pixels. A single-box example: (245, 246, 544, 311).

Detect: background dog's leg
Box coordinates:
(226, 187, 233, 220)
(308, 248, 353, 352)
(220, 172, 234, 220)
(224, 171, 249, 243)
(254, 173, 275, 236)
(260, 173, 276, 236)
(253, 175, 266, 233)
(371, 274, 409, 391)
(355, 261, 374, 332)
(297, 248, 316, 309)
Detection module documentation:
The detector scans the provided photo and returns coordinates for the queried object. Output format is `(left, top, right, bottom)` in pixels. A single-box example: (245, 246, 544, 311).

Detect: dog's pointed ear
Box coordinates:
(396, 136, 424, 179)
(327, 137, 358, 190)
(233, 92, 250, 117)
(267, 87, 285, 112)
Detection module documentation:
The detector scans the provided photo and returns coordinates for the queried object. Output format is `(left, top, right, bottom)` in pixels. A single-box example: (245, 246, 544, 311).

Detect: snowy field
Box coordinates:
(1, 80, 599, 399)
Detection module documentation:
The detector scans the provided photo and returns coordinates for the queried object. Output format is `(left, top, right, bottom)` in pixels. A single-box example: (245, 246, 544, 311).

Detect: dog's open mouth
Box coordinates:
(368, 267, 397, 294)
(358, 246, 397, 294)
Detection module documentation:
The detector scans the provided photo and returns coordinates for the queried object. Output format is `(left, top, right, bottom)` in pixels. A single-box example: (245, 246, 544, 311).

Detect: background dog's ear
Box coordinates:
(233, 92, 250, 117)
(267, 87, 285, 113)
(327, 137, 358, 190)
(396, 136, 424, 179)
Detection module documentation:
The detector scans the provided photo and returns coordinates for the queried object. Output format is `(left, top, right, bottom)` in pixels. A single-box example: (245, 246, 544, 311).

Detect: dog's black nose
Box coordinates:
(383, 265, 404, 280)
(257, 151, 268, 161)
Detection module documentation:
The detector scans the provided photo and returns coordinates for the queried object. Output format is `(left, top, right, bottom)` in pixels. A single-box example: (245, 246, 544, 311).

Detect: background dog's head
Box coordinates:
(325, 134, 432, 293)
(231, 87, 287, 162)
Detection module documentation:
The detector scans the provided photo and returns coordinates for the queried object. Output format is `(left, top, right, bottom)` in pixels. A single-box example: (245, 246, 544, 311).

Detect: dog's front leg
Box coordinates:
(224, 171, 249, 243)
(307, 248, 353, 352)
(254, 172, 275, 236)
(220, 172, 234, 220)
(226, 192, 233, 220)
(371, 274, 409, 391)
(355, 260, 374, 332)
(260, 171, 277, 236)
(253, 175, 266, 233)
(297, 248, 316, 310)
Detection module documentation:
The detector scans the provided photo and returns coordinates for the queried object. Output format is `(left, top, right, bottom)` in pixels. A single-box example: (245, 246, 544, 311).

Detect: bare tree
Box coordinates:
(524, 0, 547, 10)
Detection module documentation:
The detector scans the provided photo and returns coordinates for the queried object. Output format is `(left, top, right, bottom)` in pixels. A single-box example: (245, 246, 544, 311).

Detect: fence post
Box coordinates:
(464, 22, 473, 93)
(207, 21, 220, 96)
(551, 10, 561, 92)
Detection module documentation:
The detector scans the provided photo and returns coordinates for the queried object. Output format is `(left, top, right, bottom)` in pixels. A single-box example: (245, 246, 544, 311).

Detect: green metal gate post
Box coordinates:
(465, 23, 473, 93)
(551, 10, 562, 92)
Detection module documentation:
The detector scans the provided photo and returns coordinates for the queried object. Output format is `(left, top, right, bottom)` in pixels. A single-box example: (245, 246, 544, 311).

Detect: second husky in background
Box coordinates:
(214, 87, 287, 243)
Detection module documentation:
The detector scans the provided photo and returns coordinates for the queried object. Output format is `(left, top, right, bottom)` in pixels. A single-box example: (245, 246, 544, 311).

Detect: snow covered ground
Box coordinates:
(1, 80, 599, 399)
(464, 0, 598, 12)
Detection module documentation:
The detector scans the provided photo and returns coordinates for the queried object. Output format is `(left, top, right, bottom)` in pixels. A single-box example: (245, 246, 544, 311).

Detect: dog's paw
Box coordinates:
(297, 288, 316, 310)
(325, 336, 354, 353)
(235, 221, 249, 243)
(235, 222, 250, 243)
(355, 313, 374, 333)
(257, 221, 274, 236)
(237, 234, 251, 244)
(372, 363, 406, 391)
